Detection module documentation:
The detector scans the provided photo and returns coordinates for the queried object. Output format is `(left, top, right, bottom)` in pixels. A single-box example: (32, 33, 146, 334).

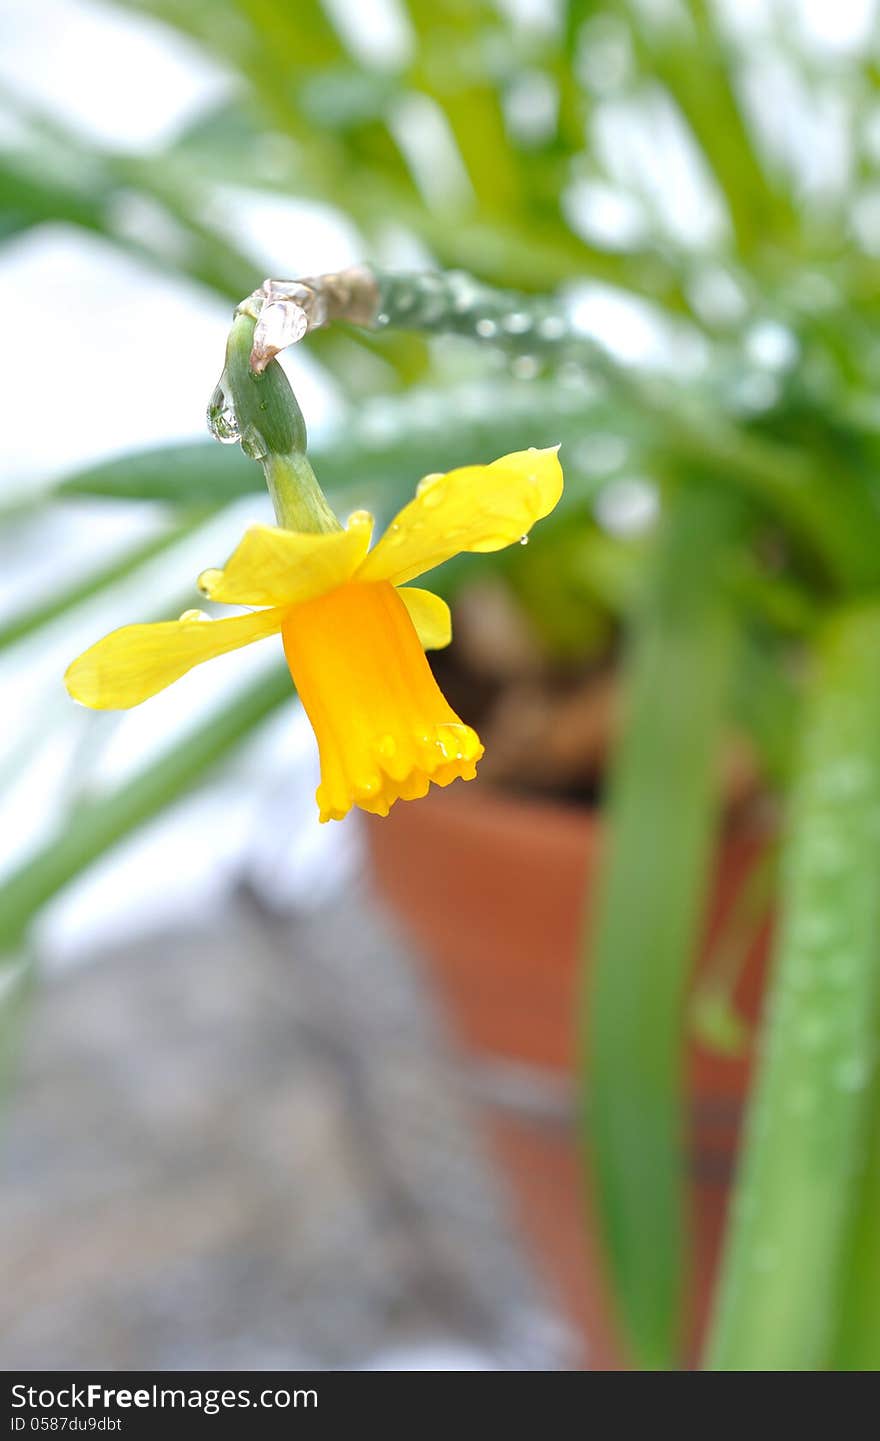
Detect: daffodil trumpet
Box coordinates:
(66, 448, 563, 821)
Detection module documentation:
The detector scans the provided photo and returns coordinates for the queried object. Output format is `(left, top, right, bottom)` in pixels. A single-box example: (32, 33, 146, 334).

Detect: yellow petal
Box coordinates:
(281, 580, 482, 822)
(397, 587, 452, 650)
(198, 510, 373, 607)
(356, 447, 563, 587)
(65, 606, 287, 710)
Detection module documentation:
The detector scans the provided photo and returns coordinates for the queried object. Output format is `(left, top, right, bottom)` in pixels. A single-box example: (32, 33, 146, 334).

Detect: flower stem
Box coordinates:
(220, 312, 340, 533)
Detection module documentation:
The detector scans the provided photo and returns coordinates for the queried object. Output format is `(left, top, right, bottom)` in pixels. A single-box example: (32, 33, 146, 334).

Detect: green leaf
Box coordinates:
(629, 0, 797, 256)
(0, 517, 211, 653)
(0, 957, 34, 1125)
(728, 626, 799, 786)
(691, 842, 778, 1058)
(705, 603, 880, 1371)
(54, 383, 636, 516)
(0, 666, 292, 959)
(57, 442, 258, 506)
(582, 481, 742, 1368)
(829, 1070, 880, 1370)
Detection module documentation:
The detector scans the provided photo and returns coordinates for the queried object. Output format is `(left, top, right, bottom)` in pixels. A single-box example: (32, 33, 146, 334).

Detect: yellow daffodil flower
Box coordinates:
(65, 447, 563, 821)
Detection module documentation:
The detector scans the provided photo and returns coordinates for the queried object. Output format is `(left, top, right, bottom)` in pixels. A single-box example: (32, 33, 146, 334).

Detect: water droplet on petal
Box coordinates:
(197, 568, 221, 597)
(519, 534, 529, 545)
(179, 608, 211, 623)
(417, 473, 446, 508)
(347, 509, 372, 530)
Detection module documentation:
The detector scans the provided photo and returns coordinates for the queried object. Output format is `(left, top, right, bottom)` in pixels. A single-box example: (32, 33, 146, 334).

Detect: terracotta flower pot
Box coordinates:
(365, 779, 771, 1370)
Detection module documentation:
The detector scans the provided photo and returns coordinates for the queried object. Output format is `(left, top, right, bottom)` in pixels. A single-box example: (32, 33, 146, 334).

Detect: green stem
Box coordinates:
(220, 312, 340, 534)
(261, 452, 339, 535)
(582, 481, 742, 1369)
(705, 603, 880, 1371)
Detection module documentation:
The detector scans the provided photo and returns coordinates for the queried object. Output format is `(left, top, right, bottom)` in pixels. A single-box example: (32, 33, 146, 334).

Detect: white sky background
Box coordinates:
(0, 0, 874, 965)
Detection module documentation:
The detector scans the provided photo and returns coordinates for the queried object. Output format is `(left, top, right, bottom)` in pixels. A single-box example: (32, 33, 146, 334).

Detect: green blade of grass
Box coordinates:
(0, 666, 293, 959)
(705, 603, 880, 1371)
(583, 480, 742, 1369)
(0, 516, 212, 653)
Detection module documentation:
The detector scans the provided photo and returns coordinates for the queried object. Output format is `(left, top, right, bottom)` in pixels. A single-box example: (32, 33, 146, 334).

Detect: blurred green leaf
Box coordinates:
(0, 666, 293, 959)
(829, 1071, 880, 1370)
(53, 382, 632, 516)
(706, 604, 880, 1371)
(0, 517, 211, 653)
(0, 959, 34, 1119)
(583, 480, 743, 1368)
(629, 0, 797, 255)
(691, 843, 778, 1058)
(56, 443, 257, 506)
(728, 626, 799, 786)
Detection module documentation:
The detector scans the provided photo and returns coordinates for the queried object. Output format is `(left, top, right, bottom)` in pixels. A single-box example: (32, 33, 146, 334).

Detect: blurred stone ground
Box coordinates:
(0, 887, 571, 1370)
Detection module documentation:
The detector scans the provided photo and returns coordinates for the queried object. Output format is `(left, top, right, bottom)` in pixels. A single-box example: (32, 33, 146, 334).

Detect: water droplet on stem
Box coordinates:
(240, 423, 268, 461)
(206, 380, 240, 444)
